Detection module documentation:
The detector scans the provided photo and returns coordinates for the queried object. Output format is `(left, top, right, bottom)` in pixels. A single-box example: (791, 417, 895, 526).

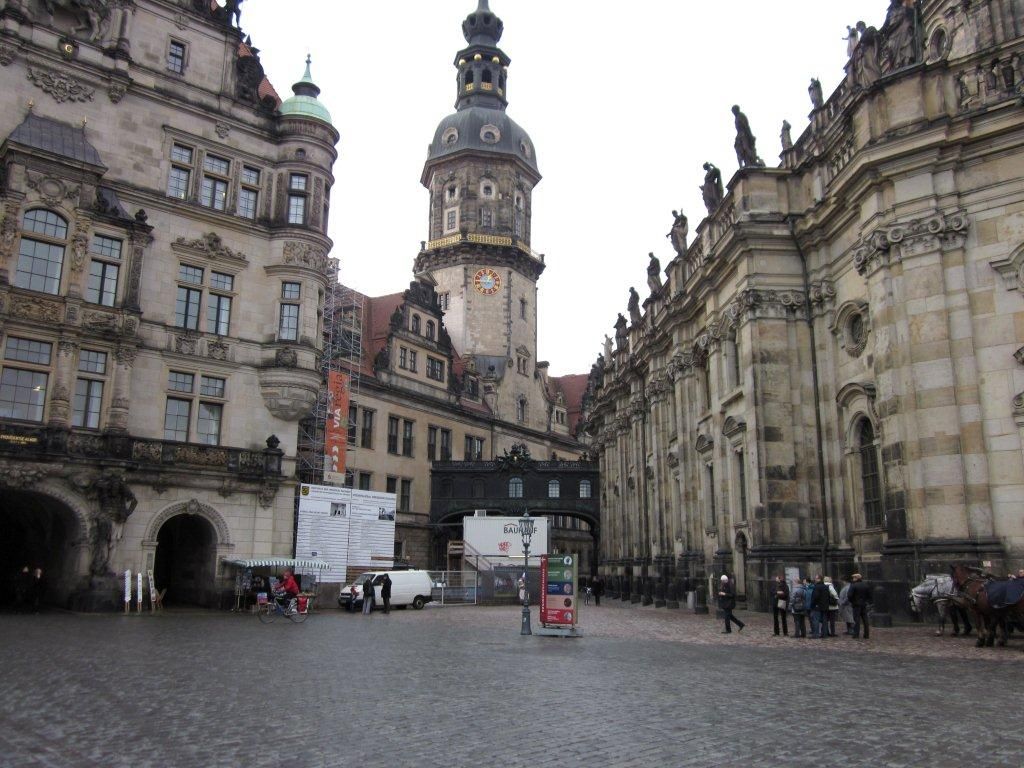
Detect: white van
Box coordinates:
(337, 570, 433, 611)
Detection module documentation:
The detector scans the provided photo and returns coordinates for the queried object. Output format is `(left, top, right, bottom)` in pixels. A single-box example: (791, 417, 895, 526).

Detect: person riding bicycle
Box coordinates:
(274, 568, 300, 613)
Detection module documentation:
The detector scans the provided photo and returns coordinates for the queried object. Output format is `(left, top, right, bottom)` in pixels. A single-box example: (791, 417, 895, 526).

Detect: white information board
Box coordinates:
(463, 516, 549, 565)
(296, 484, 397, 583)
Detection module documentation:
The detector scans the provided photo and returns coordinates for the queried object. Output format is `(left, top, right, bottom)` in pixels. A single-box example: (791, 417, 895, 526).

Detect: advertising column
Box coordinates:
(540, 554, 580, 634)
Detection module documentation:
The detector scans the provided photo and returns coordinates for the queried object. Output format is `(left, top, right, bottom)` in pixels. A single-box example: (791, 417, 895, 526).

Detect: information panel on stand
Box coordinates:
(540, 554, 578, 628)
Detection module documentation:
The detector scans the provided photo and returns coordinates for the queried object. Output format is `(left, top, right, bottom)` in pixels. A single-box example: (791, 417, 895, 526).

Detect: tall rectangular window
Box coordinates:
(440, 428, 452, 461)
(207, 293, 232, 336)
(386, 476, 397, 495)
(426, 357, 445, 382)
(199, 154, 230, 211)
(398, 347, 408, 370)
(16, 210, 67, 295)
(427, 426, 438, 461)
(399, 479, 412, 512)
(238, 166, 260, 219)
(288, 174, 308, 224)
(167, 40, 186, 74)
(164, 397, 191, 441)
(358, 472, 372, 491)
(197, 402, 222, 445)
(176, 286, 201, 329)
(361, 409, 374, 449)
(706, 464, 716, 528)
(85, 235, 121, 307)
(736, 449, 748, 522)
(387, 416, 399, 454)
(348, 404, 358, 444)
(401, 419, 414, 457)
(408, 350, 418, 373)
(167, 144, 193, 199)
(71, 378, 103, 429)
(464, 435, 484, 461)
(278, 304, 299, 341)
(439, 292, 450, 311)
(0, 368, 48, 422)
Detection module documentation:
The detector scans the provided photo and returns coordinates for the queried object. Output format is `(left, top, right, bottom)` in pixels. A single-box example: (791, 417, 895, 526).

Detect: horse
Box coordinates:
(949, 563, 1024, 648)
(41, 0, 109, 43)
(909, 575, 972, 637)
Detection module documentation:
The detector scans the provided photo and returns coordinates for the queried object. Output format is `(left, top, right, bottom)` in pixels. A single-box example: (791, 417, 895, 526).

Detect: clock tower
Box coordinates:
(415, 0, 548, 430)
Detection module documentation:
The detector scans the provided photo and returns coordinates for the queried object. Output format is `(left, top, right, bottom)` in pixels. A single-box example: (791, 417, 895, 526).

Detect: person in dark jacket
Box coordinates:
(380, 573, 392, 614)
(808, 574, 830, 639)
(592, 576, 604, 606)
(361, 576, 376, 615)
(718, 575, 744, 634)
(772, 574, 790, 636)
(789, 578, 808, 638)
(847, 573, 872, 639)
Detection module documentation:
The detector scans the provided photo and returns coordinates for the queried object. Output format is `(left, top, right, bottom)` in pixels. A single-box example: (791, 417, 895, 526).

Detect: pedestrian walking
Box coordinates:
(584, 585, 592, 605)
(362, 576, 376, 615)
(808, 574, 830, 639)
(838, 580, 854, 635)
(772, 574, 790, 636)
(718, 575, 744, 634)
(848, 573, 872, 639)
(824, 576, 840, 637)
(789, 577, 808, 638)
(592, 575, 603, 606)
(380, 573, 392, 614)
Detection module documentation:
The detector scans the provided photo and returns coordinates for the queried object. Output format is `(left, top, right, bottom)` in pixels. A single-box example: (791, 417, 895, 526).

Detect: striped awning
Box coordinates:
(224, 558, 332, 570)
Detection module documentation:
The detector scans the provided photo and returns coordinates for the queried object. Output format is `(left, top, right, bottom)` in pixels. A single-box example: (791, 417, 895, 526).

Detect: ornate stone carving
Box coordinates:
(282, 241, 329, 274)
(107, 83, 126, 103)
(81, 309, 119, 333)
(258, 367, 319, 421)
(214, 121, 230, 139)
(0, 460, 49, 489)
(114, 345, 137, 367)
(69, 219, 90, 272)
(1, 200, 21, 262)
(27, 66, 95, 103)
(1015, 347, 1024, 366)
(856, 210, 970, 276)
(27, 172, 80, 207)
(207, 339, 229, 361)
(1014, 392, 1024, 428)
(174, 232, 248, 263)
(274, 347, 298, 368)
(0, 45, 17, 67)
(9, 295, 61, 323)
(218, 478, 237, 498)
(174, 332, 199, 356)
(51, 383, 70, 403)
(258, 482, 278, 509)
(57, 339, 79, 355)
(808, 280, 836, 306)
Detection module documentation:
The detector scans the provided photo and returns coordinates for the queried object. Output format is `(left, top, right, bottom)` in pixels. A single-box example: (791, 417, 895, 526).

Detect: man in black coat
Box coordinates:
(847, 573, 872, 639)
(718, 575, 744, 634)
(380, 573, 392, 614)
(809, 575, 831, 639)
(592, 576, 603, 606)
(772, 574, 790, 636)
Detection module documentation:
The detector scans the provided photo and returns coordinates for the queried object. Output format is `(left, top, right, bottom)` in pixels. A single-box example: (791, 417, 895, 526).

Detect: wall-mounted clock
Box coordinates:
(473, 267, 501, 295)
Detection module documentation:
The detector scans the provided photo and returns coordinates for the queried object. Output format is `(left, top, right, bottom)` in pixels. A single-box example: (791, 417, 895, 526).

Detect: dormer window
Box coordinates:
(411, 314, 421, 334)
(425, 320, 435, 340)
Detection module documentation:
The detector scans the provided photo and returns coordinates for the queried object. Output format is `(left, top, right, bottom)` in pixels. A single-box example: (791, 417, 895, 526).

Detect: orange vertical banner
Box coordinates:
(324, 371, 350, 485)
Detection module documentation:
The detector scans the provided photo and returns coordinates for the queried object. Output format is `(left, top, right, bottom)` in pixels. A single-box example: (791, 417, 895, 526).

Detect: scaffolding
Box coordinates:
(297, 261, 364, 486)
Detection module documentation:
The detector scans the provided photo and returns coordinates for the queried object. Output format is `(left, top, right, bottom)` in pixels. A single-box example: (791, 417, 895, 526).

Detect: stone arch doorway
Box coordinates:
(0, 488, 85, 608)
(733, 532, 748, 599)
(153, 514, 218, 607)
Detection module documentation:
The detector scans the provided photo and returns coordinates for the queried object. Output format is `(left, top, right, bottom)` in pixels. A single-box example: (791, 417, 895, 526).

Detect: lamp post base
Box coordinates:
(521, 604, 532, 635)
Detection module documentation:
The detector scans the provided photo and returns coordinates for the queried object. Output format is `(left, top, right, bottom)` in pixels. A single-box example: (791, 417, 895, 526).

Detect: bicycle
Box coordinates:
(256, 592, 311, 624)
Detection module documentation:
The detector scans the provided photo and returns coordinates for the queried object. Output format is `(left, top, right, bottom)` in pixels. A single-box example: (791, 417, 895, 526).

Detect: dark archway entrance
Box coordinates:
(0, 489, 83, 608)
(153, 514, 217, 607)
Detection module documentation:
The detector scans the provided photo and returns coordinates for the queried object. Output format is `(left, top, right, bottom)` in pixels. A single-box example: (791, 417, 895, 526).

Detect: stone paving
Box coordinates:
(1, 599, 1021, 768)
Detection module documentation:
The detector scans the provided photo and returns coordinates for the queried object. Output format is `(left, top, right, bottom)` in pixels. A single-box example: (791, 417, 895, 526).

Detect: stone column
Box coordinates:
(0, 195, 25, 285)
(107, 345, 137, 432)
(48, 339, 79, 428)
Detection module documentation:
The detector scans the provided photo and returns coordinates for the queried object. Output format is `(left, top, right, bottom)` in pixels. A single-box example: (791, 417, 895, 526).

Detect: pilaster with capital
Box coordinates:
(48, 339, 79, 427)
(107, 345, 137, 432)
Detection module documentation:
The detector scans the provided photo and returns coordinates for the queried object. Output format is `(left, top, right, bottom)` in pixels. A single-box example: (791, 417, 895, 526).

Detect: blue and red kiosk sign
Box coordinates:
(541, 554, 578, 628)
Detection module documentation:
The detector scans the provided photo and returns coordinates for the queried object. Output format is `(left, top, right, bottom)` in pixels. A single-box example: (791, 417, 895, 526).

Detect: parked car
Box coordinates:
(338, 570, 434, 611)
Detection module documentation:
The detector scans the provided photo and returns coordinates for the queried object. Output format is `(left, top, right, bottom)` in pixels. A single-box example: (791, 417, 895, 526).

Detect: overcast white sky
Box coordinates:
(244, 0, 882, 377)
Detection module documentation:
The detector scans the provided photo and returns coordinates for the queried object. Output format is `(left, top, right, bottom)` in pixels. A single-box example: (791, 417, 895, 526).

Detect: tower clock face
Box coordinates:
(473, 268, 501, 295)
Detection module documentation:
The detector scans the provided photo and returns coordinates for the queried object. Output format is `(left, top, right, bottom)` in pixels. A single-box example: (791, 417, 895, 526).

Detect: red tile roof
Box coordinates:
(551, 373, 589, 435)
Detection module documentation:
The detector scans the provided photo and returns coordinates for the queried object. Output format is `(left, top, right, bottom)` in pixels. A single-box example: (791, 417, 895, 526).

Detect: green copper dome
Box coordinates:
(279, 56, 333, 126)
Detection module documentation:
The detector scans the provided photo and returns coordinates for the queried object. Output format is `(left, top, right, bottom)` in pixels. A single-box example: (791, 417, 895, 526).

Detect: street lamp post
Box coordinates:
(519, 511, 536, 636)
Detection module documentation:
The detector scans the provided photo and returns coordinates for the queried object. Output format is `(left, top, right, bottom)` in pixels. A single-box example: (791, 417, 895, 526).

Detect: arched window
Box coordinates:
(482, 69, 492, 84)
(508, 477, 523, 498)
(411, 314, 421, 334)
(859, 420, 882, 527)
(425, 320, 435, 340)
(16, 209, 68, 295)
(726, 333, 741, 390)
(463, 70, 474, 89)
(548, 479, 560, 498)
(579, 479, 592, 499)
(516, 397, 527, 422)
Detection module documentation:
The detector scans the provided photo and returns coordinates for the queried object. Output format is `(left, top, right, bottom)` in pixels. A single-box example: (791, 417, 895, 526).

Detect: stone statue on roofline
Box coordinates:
(667, 210, 688, 257)
(700, 162, 724, 215)
(808, 77, 824, 110)
(780, 120, 793, 150)
(646, 253, 662, 295)
(627, 287, 641, 324)
(732, 105, 763, 168)
(614, 313, 628, 351)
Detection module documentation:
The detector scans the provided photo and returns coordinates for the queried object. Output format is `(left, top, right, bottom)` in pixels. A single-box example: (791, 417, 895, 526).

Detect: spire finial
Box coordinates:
(303, 54, 312, 81)
(477, 0, 490, 10)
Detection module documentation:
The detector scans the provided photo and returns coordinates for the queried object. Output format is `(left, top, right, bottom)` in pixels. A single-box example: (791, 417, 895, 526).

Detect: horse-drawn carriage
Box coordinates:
(913, 565, 1024, 649)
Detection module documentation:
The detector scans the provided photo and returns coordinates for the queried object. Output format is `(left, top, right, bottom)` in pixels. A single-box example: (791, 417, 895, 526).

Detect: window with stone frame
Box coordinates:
(15, 209, 67, 295)
(859, 419, 883, 528)
(85, 235, 122, 307)
(399, 479, 412, 512)
(278, 282, 301, 341)
(706, 462, 717, 528)
(426, 356, 445, 382)
(401, 419, 414, 457)
(163, 370, 226, 444)
(411, 314, 421, 334)
(509, 476, 524, 498)
(358, 471, 372, 491)
(72, 349, 108, 430)
(425, 320, 435, 340)
(735, 448, 748, 522)
(387, 416, 399, 454)
(0, 336, 52, 423)
(386, 475, 398, 495)
(238, 166, 261, 220)
(199, 154, 231, 211)
(167, 39, 187, 74)
(348, 403, 358, 444)
(438, 292, 450, 311)
(427, 426, 438, 461)
(167, 143, 194, 200)
(444, 207, 458, 234)
(464, 434, 484, 461)
(287, 173, 308, 225)
(579, 479, 592, 499)
(548, 479, 561, 498)
(516, 396, 527, 422)
(360, 408, 374, 449)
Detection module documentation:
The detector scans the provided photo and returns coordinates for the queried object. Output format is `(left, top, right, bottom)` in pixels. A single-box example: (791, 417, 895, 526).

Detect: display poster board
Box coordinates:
(324, 371, 351, 486)
(296, 484, 396, 583)
(785, 566, 801, 586)
(462, 516, 549, 565)
(541, 554, 578, 628)
(147, 570, 158, 612)
(123, 569, 131, 612)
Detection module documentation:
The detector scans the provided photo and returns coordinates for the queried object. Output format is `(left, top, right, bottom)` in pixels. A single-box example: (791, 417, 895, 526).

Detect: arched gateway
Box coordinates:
(144, 500, 233, 607)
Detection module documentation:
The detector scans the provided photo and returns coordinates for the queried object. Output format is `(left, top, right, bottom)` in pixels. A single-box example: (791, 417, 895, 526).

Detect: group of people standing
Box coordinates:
(361, 573, 392, 615)
(13, 566, 45, 612)
(717, 572, 873, 639)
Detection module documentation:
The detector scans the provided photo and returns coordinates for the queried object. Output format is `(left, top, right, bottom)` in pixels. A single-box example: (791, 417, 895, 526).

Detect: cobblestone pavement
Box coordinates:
(1, 600, 1021, 768)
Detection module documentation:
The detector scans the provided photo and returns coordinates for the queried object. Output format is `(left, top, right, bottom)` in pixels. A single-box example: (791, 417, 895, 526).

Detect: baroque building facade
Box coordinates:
(0, 0, 337, 608)
(327, 1, 593, 575)
(583, 0, 1024, 615)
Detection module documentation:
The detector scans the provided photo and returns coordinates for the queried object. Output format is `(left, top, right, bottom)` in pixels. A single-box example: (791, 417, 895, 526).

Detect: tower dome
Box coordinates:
(279, 56, 333, 126)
